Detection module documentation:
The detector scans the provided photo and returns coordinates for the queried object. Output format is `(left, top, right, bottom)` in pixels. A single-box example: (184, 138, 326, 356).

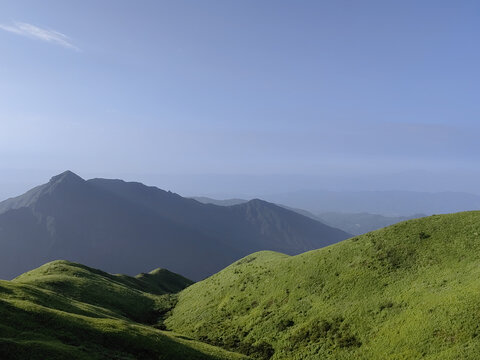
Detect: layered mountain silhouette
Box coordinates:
(192, 196, 426, 235)
(0, 171, 350, 280)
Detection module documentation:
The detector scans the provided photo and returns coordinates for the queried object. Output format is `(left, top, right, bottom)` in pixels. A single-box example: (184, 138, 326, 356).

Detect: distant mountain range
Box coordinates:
(192, 196, 320, 219)
(192, 196, 425, 235)
(316, 212, 425, 235)
(0, 171, 350, 281)
(261, 190, 480, 216)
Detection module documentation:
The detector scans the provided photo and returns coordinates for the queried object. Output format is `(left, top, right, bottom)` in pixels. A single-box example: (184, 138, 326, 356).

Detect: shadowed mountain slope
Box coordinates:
(0, 171, 350, 281)
(192, 196, 320, 222)
(194, 196, 428, 235)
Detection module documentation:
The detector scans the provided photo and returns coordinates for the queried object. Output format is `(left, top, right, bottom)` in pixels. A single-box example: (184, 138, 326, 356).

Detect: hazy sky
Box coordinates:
(0, 1, 479, 197)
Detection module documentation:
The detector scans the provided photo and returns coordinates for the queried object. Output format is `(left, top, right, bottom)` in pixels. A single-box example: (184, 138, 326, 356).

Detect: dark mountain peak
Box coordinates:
(49, 170, 85, 186)
(0, 171, 86, 213)
(43, 171, 87, 196)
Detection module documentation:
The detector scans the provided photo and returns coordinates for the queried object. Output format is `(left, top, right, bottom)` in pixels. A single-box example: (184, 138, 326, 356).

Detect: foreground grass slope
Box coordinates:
(0, 261, 247, 360)
(166, 211, 480, 359)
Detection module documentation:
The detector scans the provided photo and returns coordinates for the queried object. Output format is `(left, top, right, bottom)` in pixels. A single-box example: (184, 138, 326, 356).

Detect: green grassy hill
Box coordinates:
(0, 261, 247, 360)
(12, 261, 193, 324)
(4, 211, 480, 359)
(165, 211, 480, 359)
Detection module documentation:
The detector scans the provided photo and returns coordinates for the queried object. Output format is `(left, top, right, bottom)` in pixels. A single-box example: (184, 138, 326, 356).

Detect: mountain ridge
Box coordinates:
(0, 171, 350, 281)
(0, 259, 246, 359)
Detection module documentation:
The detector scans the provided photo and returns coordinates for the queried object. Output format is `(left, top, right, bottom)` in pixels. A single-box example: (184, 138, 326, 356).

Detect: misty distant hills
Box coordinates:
(316, 212, 426, 235)
(192, 196, 426, 235)
(262, 190, 480, 216)
(192, 196, 322, 219)
(0, 171, 350, 281)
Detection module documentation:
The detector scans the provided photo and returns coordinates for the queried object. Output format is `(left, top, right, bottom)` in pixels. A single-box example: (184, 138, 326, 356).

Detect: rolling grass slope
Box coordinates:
(166, 211, 480, 359)
(0, 261, 247, 360)
(12, 261, 193, 323)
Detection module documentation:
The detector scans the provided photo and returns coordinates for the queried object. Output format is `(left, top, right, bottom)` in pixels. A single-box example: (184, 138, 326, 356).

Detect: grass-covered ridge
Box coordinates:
(0, 260, 247, 360)
(166, 211, 480, 359)
(12, 260, 193, 324)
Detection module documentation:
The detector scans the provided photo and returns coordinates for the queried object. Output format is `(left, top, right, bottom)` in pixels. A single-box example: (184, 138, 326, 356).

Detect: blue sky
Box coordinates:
(0, 1, 479, 197)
